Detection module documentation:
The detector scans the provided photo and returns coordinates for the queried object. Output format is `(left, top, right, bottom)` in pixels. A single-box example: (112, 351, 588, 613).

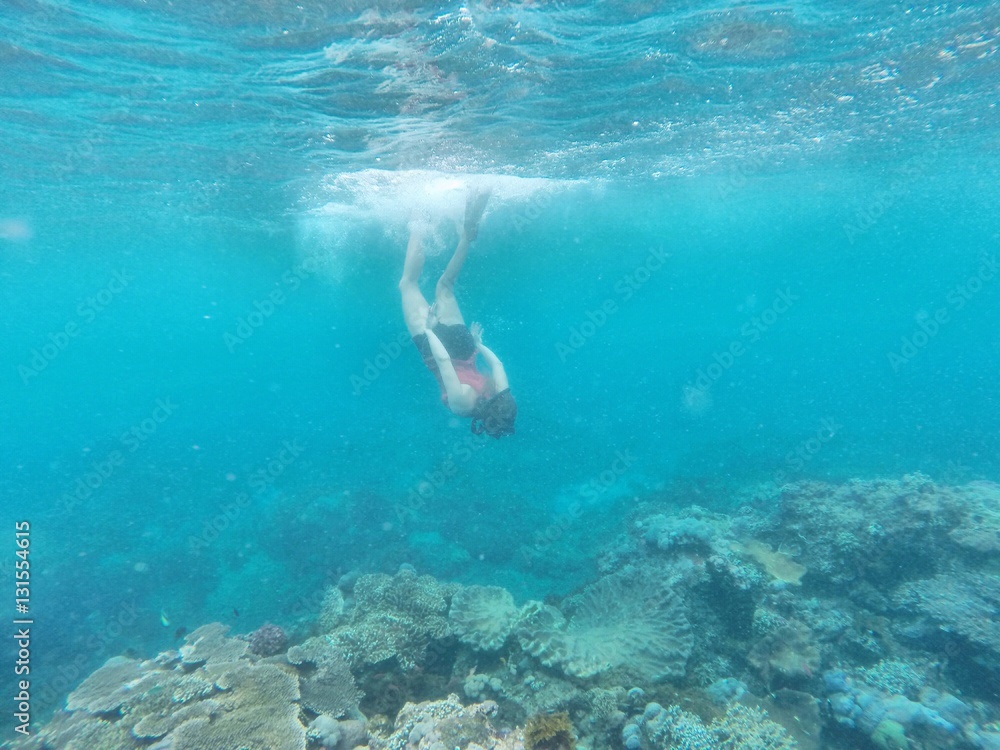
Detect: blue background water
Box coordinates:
(1, 0, 999, 725)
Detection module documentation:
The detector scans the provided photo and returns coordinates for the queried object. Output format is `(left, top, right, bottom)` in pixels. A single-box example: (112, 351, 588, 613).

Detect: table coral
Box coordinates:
(287, 635, 364, 719)
(179, 621, 249, 665)
(170, 662, 305, 750)
(12, 623, 311, 750)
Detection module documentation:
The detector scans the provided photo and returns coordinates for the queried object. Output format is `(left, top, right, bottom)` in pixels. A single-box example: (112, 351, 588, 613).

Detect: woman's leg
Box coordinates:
(399, 224, 431, 337)
(434, 188, 491, 325)
(433, 233, 469, 326)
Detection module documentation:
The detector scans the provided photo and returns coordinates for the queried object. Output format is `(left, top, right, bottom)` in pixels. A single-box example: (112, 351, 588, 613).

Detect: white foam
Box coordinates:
(297, 169, 587, 263)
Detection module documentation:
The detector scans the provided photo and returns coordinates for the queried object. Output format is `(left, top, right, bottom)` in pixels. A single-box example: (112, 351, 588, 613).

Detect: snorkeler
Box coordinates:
(398, 189, 517, 438)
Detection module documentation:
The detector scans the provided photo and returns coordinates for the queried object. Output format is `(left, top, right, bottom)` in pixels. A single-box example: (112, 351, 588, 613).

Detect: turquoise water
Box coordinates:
(2, 0, 999, 739)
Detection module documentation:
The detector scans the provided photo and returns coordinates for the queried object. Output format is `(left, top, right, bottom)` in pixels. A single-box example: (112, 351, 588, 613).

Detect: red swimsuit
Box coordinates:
(425, 354, 492, 405)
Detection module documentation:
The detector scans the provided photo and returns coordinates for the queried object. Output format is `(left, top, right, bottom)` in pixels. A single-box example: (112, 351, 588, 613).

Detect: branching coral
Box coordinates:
(328, 567, 456, 671)
(624, 702, 797, 750)
(367, 694, 522, 750)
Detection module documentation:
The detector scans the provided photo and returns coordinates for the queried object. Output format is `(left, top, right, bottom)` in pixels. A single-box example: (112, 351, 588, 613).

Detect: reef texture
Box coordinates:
(449, 584, 522, 651)
(623, 701, 797, 750)
(287, 635, 365, 719)
(13, 623, 361, 750)
(16, 475, 1000, 750)
(367, 694, 524, 750)
(326, 567, 458, 671)
(516, 567, 693, 682)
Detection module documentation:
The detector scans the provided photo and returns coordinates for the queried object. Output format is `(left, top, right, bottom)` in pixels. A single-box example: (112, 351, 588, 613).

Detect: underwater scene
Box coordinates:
(2, 0, 1000, 748)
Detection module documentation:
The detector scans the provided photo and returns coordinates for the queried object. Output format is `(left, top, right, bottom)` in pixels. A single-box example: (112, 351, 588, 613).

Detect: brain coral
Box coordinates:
(449, 585, 521, 651)
(517, 568, 692, 682)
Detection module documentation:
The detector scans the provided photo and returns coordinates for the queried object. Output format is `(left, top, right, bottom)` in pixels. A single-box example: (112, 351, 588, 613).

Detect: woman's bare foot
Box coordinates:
(464, 188, 492, 241)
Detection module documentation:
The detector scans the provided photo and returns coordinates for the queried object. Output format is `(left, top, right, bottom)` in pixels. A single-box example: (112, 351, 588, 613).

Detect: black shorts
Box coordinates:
(412, 323, 477, 362)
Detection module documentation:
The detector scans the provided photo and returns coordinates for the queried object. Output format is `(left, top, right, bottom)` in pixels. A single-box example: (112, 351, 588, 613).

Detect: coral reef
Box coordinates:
(307, 715, 367, 750)
(748, 619, 820, 686)
(246, 622, 289, 656)
(894, 571, 1000, 656)
(179, 621, 249, 665)
(327, 567, 457, 671)
(517, 567, 693, 682)
(449, 585, 522, 651)
(523, 711, 575, 750)
(318, 584, 347, 632)
(824, 670, 974, 749)
(168, 661, 305, 750)
(623, 701, 797, 750)
(287, 635, 364, 719)
(366, 694, 523, 750)
(14, 625, 306, 750)
(17, 476, 1000, 750)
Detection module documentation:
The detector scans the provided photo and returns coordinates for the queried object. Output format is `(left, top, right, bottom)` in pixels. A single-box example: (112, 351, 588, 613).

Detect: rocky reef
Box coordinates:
(16, 475, 1000, 750)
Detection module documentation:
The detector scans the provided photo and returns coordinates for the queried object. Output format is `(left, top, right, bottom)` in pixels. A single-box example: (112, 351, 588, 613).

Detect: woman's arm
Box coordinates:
(470, 323, 509, 392)
(476, 342, 509, 392)
(425, 329, 478, 412)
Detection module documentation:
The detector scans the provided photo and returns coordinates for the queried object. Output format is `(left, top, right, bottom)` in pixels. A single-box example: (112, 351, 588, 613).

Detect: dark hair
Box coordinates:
(470, 389, 517, 439)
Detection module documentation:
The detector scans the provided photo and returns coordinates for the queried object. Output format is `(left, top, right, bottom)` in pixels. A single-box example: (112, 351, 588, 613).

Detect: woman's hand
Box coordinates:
(470, 321, 484, 347)
(426, 302, 439, 330)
